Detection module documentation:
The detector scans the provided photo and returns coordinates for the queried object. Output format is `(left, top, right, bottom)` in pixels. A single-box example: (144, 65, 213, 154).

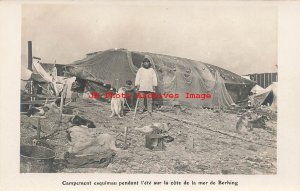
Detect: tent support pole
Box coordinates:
(28, 41, 32, 71)
(59, 84, 65, 126)
(133, 98, 139, 120)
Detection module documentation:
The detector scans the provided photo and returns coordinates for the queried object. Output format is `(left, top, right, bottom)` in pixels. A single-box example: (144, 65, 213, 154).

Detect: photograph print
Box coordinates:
(20, 3, 277, 174)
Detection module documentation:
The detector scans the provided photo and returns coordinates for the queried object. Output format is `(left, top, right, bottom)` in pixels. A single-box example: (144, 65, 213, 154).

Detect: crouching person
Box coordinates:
(135, 57, 158, 115)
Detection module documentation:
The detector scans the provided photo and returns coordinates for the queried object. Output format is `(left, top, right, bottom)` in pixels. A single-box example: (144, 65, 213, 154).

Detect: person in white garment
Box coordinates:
(135, 57, 158, 115)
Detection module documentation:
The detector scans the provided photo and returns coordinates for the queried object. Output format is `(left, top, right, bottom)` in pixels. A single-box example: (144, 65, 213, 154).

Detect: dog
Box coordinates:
(247, 115, 268, 130)
(26, 106, 49, 117)
(70, 115, 96, 128)
(236, 111, 268, 133)
(109, 87, 126, 118)
(236, 111, 252, 133)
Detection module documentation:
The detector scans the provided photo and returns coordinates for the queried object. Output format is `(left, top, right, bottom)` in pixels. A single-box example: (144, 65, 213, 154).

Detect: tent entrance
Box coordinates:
(262, 91, 274, 106)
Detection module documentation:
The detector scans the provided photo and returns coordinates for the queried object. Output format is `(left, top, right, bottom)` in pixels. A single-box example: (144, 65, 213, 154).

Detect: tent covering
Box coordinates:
(21, 65, 32, 91)
(249, 82, 277, 110)
(64, 49, 255, 108)
(251, 84, 265, 94)
(21, 65, 32, 81)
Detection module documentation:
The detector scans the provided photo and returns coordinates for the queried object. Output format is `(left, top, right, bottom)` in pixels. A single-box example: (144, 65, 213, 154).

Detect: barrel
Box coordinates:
(20, 145, 56, 173)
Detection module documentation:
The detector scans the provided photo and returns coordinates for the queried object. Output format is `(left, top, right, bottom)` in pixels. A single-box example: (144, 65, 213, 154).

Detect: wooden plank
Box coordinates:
(263, 73, 266, 88)
(21, 100, 56, 105)
(27, 94, 59, 99)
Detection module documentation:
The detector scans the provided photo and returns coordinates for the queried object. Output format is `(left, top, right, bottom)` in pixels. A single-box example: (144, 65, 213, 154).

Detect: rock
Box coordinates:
(248, 145, 258, 151)
(151, 164, 161, 173)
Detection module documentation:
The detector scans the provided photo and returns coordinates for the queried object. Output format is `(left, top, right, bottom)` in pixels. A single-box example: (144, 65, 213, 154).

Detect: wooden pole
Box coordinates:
(133, 97, 139, 120)
(28, 41, 32, 71)
(263, 73, 266, 88)
(37, 117, 41, 140)
(28, 41, 34, 105)
(124, 99, 132, 112)
(59, 84, 65, 124)
(30, 80, 33, 102)
(116, 78, 119, 90)
(124, 126, 128, 145)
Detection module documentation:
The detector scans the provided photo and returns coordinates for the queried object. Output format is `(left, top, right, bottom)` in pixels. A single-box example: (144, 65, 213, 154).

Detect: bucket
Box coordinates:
(20, 145, 56, 173)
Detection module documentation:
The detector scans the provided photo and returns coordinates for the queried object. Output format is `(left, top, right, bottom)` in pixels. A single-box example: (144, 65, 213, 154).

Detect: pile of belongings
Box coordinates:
(65, 126, 120, 168)
(25, 100, 74, 117)
(30, 58, 76, 97)
(67, 126, 120, 154)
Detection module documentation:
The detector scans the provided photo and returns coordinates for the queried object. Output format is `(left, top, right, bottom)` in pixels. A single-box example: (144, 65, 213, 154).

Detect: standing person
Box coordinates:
(135, 57, 158, 115)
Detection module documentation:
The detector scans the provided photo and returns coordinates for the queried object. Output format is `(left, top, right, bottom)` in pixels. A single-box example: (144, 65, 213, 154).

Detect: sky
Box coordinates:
(21, 3, 278, 75)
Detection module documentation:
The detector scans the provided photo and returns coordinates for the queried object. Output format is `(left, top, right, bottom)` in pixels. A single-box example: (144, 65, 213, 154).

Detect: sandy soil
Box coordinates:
(20, 98, 277, 174)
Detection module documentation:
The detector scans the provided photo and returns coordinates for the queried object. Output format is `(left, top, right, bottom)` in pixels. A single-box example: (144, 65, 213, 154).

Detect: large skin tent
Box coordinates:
(62, 49, 255, 108)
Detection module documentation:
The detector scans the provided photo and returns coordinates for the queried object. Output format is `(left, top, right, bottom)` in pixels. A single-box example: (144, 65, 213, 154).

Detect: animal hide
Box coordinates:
(67, 126, 120, 156)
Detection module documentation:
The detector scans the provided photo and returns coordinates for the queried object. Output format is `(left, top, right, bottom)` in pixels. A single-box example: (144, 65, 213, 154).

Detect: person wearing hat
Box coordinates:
(135, 57, 158, 114)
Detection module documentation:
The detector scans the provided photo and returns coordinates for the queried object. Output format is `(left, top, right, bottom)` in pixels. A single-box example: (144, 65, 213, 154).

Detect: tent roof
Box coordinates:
(251, 84, 265, 94)
(64, 49, 255, 107)
(266, 82, 277, 91)
(69, 49, 254, 86)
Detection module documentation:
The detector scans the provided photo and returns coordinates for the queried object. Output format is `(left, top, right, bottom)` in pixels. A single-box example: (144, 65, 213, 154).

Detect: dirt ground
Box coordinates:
(20, 98, 277, 174)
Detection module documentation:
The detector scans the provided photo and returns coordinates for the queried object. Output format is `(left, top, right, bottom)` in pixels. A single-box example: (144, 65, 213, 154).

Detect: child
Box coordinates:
(135, 57, 158, 114)
(124, 80, 135, 107)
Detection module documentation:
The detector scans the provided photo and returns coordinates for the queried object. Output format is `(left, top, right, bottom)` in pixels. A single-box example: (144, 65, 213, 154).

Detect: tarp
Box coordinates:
(21, 65, 32, 81)
(65, 49, 255, 108)
(32, 59, 77, 97)
(63, 76, 76, 99)
(32, 59, 53, 83)
(211, 70, 234, 107)
(21, 65, 32, 91)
